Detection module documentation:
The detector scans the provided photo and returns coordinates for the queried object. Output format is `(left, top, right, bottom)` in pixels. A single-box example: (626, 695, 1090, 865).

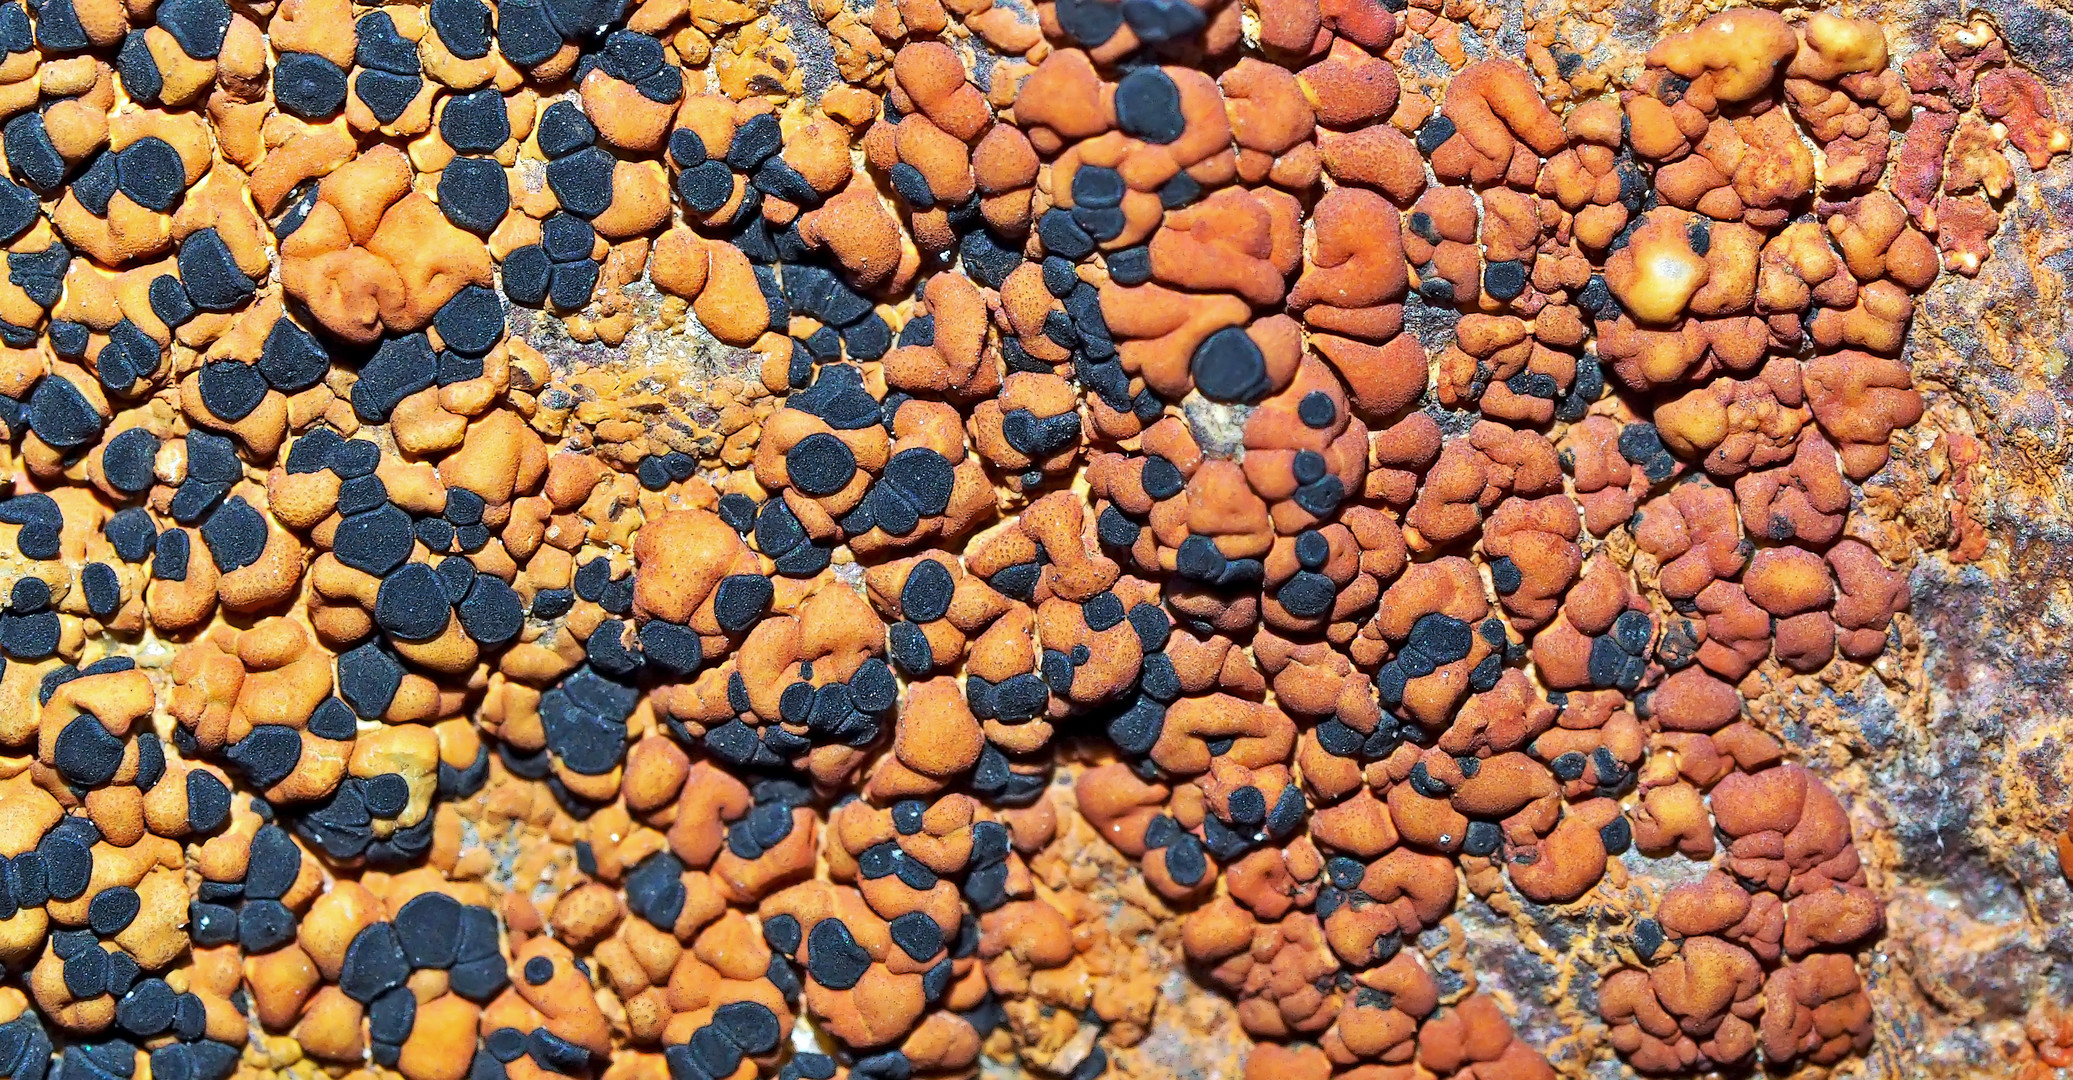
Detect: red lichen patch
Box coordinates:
(0, 0, 2007, 1075)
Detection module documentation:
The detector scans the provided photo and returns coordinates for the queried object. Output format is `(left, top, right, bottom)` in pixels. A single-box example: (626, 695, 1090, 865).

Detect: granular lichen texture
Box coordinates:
(0, 0, 2063, 1076)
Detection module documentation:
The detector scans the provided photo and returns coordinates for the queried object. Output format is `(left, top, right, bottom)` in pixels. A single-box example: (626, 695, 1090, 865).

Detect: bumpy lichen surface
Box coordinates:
(0, 0, 2057, 1078)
